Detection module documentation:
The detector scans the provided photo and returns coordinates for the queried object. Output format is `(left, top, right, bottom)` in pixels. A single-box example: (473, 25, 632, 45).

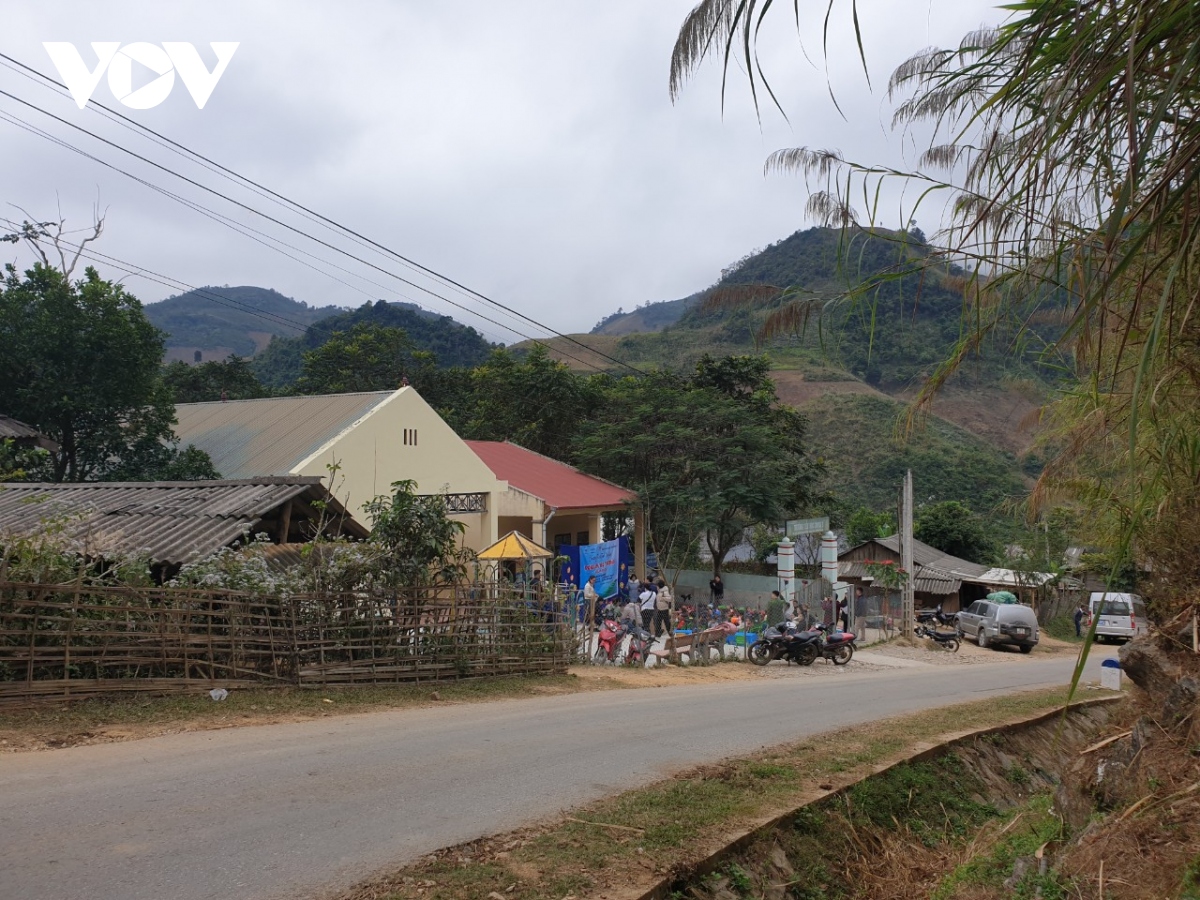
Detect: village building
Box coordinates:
(465, 439, 637, 555)
(173, 387, 506, 551)
(838, 534, 1055, 613)
(0, 477, 367, 580)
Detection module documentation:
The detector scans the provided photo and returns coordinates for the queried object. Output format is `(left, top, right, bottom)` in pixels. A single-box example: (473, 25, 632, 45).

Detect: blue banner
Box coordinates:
(578, 538, 622, 599)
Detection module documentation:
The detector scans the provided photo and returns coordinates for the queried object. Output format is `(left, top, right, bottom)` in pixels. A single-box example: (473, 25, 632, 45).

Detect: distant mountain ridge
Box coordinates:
(145, 286, 342, 360)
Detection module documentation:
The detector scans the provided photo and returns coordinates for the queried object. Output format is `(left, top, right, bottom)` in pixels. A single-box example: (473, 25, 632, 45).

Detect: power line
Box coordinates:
(0, 210, 612, 376)
(0, 54, 643, 375)
(0, 110, 615, 373)
(0, 94, 558, 352)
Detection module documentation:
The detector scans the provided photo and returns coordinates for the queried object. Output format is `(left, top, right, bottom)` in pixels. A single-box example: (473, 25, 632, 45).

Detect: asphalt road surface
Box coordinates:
(0, 653, 1106, 900)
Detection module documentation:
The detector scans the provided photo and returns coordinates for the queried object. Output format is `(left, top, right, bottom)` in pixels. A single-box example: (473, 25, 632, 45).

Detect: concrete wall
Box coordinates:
(294, 386, 505, 551)
(664, 569, 779, 609)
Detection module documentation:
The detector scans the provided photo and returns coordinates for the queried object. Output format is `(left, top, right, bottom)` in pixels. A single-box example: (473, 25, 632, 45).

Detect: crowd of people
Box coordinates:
(574, 572, 794, 639)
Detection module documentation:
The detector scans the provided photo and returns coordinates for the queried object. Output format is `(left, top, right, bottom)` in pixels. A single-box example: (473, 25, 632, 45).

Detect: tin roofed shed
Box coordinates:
(0, 477, 367, 578)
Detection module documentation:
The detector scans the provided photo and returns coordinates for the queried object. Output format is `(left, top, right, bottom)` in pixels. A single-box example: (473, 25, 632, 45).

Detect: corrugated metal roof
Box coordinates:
(0, 415, 59, 450)
(466, 440, 634, 510)
(0, 416, 41, 440)
(0, 478, 367, 566)
(173, 391, 396, 478)
(838, 560, 960, 595)
(872, 534, 993, 578)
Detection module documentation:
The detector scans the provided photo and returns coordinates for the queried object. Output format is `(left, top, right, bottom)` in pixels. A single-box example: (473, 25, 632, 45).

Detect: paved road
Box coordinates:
(0, 653, 1106, 900)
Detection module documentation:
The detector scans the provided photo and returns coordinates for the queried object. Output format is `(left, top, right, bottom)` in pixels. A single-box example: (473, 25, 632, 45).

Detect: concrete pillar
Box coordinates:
(820, 530, 839, 586)
(777, 538, 795, 609)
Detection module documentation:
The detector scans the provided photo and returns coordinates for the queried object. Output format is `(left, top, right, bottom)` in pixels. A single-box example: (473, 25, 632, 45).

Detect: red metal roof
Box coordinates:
(466, 441, 635, 510)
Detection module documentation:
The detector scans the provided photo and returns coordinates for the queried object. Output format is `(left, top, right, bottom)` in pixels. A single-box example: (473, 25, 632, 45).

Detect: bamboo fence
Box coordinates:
(0, 580, 570, 705)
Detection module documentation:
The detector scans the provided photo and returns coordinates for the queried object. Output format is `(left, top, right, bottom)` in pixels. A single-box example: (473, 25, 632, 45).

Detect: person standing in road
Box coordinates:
(1074, 603, 1086, 637)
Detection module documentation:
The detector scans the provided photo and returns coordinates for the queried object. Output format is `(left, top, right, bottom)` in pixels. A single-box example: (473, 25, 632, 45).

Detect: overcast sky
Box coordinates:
(1, 1, 1008, 344)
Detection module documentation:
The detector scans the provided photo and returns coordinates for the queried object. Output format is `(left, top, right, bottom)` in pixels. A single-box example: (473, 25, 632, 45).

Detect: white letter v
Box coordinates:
(163, 42, 239, 109)
(43, 42, 120, 108)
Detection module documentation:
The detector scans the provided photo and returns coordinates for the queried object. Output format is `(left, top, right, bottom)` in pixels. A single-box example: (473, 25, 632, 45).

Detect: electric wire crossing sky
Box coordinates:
(42, 42, 239, 109)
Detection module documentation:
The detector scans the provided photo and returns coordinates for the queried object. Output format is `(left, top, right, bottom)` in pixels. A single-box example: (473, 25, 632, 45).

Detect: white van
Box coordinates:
(1087, 592, 1149, 643)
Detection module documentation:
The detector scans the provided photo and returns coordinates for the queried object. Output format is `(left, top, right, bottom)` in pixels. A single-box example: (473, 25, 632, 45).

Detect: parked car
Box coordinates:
(956, 600, 1039, 653)
(1087, 592, 1149, 643)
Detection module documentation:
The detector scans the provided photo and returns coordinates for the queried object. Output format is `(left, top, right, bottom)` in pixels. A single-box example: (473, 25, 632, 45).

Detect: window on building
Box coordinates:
(554, 533, 571, 547)
(577, 531, 589, 546)
(402, 428, 420, 446)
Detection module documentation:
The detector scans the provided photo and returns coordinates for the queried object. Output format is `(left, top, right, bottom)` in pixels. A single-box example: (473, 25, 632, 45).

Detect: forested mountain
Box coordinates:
(252, 299, 498, 389)
(798, 393, 1028, 513)
(588, 226, 1067, 389)
(144, 286, 341, 359)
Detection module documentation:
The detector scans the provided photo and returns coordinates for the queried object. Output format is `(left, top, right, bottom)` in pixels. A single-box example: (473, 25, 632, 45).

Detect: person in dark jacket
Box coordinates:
(709, 574, 724, 604)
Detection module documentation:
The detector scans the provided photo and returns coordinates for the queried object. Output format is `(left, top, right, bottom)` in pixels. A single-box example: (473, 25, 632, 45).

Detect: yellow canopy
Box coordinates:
(477, 530, 553, 561)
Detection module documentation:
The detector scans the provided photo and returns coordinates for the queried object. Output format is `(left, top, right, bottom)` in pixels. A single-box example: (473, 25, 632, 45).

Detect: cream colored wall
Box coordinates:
(548, 512, 601, 547)
(293, 387, 503, 550)
(494, 487, 544, 520)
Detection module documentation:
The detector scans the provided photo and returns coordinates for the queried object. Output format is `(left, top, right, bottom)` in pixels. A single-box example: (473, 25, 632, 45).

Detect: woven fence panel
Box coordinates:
(0, 581, 570, 704)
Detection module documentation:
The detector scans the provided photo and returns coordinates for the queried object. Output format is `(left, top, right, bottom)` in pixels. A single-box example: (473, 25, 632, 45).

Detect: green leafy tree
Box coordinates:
(845, 507, 895, 547)
(914, 501, 998, 564)
(295, 323, 417, 394)
(361, 479, 468, 587)
(0, 439, 52, 482)
(576, 358, 823, 576)
(163, 356, 268, 403)
(0, 263, 214, 481)
(461, 346, 606, 458)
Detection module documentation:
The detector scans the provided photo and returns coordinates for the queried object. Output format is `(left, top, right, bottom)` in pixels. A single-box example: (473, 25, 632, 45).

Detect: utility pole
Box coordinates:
(901, 469, 915, 636)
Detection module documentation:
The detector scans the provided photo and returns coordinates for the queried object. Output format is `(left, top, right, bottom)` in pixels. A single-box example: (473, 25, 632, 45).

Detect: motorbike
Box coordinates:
(813, 623, 857, 664)
(916, 604, 958, 628)
(623, 622, 656, 666)
(593, 619, 629, 664)
(914, 623, 960, 652)
(748, 621, 820, 666)
(748, 622, 856, 666)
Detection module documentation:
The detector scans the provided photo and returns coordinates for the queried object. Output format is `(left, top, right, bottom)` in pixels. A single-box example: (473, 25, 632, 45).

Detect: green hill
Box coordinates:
(585, 226, 1066, 390)
(252, 299, 498, 389)
(144, 286, 341, 358)
(800, 393, 1028, 513)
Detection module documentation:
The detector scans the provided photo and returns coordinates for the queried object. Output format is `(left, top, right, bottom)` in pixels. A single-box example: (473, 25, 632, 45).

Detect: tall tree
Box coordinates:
(461, 346, 606, 459)
(914, 501, 998, 565)
(163, 356, 268, 403)
(576, 359, 823, 576)
(295, 323, 418, 394)
(0, 264, 215, 481)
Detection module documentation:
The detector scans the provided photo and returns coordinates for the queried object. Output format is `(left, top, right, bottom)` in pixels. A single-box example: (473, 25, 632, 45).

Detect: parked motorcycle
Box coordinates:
(914, 623, 960, 652)
(748, 622, 856, 666)
(593, 619, 629, 664)
(916, 604, 958, 628)
(623, 622, 656, 666)
(813, 623, 856, 665)
(748, 621, 821, 666)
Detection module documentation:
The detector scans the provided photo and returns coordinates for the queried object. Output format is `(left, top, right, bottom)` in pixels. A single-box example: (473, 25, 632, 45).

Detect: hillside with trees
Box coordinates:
(252, 299, 498, 389)
(144, 286, 341, 359)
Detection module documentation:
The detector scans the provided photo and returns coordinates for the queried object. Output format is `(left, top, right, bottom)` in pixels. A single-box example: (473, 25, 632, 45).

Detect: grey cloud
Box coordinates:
(1, 0, 1004, 341)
